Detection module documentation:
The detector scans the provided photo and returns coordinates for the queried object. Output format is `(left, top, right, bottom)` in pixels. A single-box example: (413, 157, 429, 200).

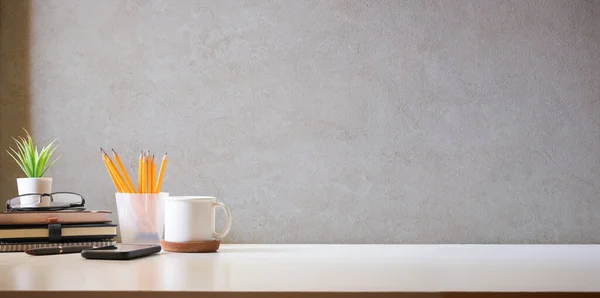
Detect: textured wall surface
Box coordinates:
(1, 0, 599, 243)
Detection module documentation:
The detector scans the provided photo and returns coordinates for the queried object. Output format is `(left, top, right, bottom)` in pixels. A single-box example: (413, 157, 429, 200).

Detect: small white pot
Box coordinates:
(16, 177, 52, 207)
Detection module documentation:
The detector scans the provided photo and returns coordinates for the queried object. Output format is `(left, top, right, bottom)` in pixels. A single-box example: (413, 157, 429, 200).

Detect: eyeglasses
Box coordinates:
(6, 192, 86, 212)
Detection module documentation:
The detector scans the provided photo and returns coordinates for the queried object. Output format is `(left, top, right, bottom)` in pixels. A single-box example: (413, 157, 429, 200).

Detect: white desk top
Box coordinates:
(0, 244, 599, 294)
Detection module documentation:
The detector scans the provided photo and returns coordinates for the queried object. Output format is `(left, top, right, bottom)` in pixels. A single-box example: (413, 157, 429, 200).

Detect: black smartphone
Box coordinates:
(81, 244, 161, 260)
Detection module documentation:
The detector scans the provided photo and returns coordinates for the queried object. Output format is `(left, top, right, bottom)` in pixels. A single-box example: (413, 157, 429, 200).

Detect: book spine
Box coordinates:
(0, 240, 116, 252)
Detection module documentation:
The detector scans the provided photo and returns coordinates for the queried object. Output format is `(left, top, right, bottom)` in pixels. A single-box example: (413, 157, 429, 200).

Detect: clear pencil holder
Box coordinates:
(115, 192, 168, 245)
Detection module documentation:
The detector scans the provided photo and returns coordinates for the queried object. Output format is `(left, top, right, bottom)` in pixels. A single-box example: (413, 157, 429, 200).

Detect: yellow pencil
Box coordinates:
(148, 154, 155, 193)
(145, 152, 151, 193)
(102, 149, 168, 194)
(153, 155, 157, 193)
(137, 152, 143, 193)
(112, 149, 136, 193)
(141, 154, 147, 193)
(155, 153, 167, 193)
(108, 162, 125, 192)
(104, 152, 132, 193)
(104, 153, 125, 192)
(102, 150, 121, 192)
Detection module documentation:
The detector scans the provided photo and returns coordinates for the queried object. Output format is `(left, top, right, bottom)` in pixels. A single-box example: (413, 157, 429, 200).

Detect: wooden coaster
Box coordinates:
(160, 239, 220, 253)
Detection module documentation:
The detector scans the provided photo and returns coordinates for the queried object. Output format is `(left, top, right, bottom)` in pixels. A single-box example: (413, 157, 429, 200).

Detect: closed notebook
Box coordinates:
(0, 239, 116, 252)
(0, 210, 111, 225)
(0, 223, 117, 242)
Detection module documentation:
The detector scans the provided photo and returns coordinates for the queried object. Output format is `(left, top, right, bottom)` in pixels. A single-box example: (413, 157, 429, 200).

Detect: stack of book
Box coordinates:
(0, 210, 117, 252)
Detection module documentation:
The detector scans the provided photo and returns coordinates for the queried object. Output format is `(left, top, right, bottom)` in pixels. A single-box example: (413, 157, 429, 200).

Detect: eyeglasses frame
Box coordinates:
(6, 191, 86, 211)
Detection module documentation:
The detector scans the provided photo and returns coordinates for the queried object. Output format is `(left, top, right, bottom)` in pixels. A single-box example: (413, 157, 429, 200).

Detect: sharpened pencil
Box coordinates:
(155, 153, 167, 193)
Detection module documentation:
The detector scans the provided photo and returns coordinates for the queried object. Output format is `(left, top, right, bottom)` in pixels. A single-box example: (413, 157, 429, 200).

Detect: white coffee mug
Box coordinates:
(164, 196, 232, 242)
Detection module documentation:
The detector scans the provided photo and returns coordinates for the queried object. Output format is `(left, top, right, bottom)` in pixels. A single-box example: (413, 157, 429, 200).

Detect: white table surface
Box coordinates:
(0, 244, 599, 295)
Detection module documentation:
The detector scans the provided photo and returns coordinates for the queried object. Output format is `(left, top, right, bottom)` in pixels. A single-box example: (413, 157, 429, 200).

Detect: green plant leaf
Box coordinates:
(40, 153, 60, 177)
(38, 142, 57, 177)
(6, 149, 30, 177)
(27, 135, 37, 177)
(12, 137, 26, 158)
(10, 139, 33, 177)
(34, 145, 40, 176)
(21, 141, 34, 177)
(37, 146, 47, 177)
(16, 136, 30, 174)
(7, 129, 59, 178)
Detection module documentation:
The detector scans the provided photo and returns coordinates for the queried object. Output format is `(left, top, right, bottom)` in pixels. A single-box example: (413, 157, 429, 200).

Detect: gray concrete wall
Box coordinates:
(1, 0, 599, 243)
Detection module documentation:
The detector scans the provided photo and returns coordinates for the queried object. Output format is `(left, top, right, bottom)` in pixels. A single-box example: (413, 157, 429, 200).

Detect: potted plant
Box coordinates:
(6, 129, 59, 206)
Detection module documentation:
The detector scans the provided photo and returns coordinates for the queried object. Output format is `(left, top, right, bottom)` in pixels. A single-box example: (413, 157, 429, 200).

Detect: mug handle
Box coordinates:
(212, 202, 232, 239)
